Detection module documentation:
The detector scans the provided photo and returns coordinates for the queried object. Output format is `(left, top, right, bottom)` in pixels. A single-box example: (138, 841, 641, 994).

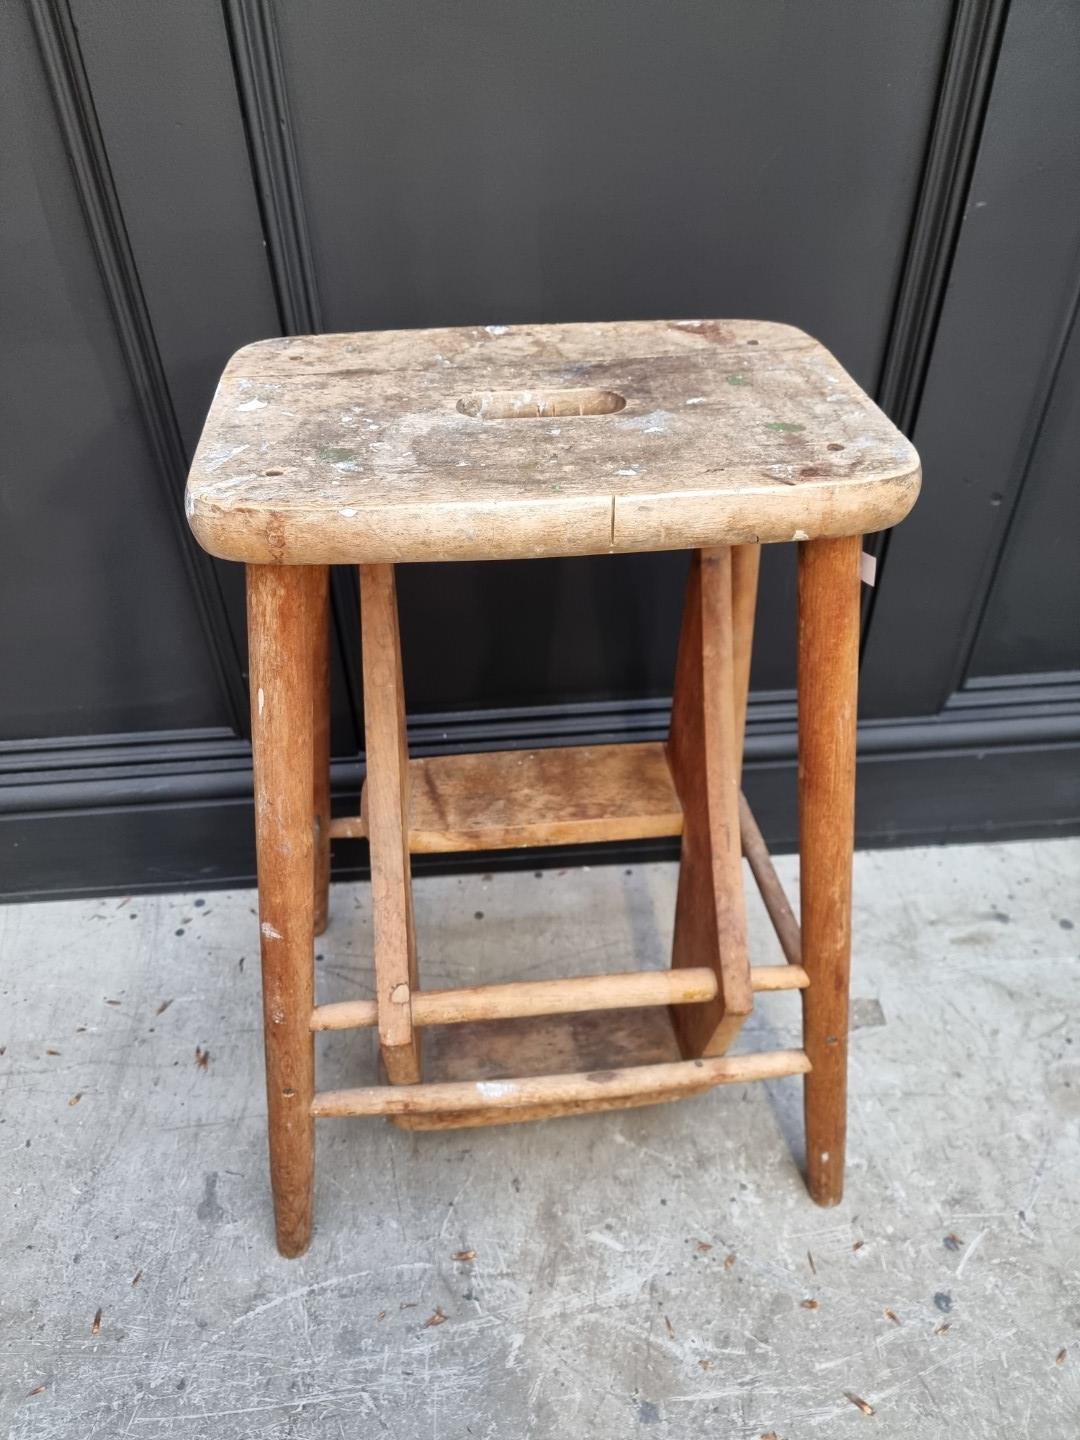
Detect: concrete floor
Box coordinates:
(1, 838, 1078, 1438)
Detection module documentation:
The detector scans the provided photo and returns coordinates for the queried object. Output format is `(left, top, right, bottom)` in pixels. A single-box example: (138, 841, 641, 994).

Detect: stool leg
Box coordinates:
(248, 564, 318, 1257)
(667, 548, 753, 1057)
(359, 564, 422, 1085)
(731, 543, 761, 780)
(797, 536, 860, 1207)
(312, 567, 331, 936)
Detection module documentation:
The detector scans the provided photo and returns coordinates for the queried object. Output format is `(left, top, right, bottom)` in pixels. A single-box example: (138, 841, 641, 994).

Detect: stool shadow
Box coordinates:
(615, 859, 808, 1180)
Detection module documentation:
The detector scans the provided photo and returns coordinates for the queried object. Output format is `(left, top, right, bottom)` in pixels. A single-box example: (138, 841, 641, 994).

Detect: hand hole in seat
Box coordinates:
(456, 388, 626, 420)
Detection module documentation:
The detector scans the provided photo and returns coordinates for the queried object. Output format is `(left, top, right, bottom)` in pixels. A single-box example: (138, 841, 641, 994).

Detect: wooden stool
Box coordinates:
(187, 320, 920, 1256)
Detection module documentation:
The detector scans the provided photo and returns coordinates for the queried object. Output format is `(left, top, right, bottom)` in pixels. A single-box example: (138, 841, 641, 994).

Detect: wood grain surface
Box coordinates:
(187, 319, 920, 563)
(359, 564, 421, 1084)
(385, 740, 680, 852)
(667, 550, 753, 1057)
(247, 564, 318, 1256)
(798, 536, 861, 1206)
(308, 997, 810, 1129)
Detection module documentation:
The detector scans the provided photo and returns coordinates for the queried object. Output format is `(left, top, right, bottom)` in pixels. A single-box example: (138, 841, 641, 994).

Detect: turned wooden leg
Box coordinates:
(667, 548, 752, 1058)
(359, 564, 422, 1085)
(798, 536, 860, 1207)
(248, 564, 318, 1257)
(311, 567, 331, 936)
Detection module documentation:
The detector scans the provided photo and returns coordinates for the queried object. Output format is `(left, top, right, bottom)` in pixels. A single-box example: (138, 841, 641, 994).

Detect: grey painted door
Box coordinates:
(2, 0, 1077, 898)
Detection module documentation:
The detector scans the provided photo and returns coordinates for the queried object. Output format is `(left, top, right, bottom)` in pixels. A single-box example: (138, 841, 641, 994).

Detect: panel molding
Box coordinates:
(860, 0, 1080, 718)
(862, 0, 1010, 659)
(955, 275, 1080, 685)
(224, 0, 364, 737)
(27, 0, 248, 731)
(4, 677, 1077, 898)
(223, 0, 322, 334)
(874, 0, 1010, 437)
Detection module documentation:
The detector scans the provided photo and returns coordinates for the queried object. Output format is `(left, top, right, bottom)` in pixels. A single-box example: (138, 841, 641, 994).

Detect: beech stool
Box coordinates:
(186, 319, 920, 1256)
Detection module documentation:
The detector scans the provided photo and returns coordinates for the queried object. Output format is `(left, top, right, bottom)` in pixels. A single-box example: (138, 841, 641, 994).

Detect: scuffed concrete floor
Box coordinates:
(1, 838, 1078, 1438)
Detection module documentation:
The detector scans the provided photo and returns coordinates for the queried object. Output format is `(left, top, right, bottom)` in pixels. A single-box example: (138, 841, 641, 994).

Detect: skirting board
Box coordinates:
(3, 680, 1079, 900)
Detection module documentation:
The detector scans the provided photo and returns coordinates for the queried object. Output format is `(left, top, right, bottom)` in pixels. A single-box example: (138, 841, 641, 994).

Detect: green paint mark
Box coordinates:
(317, 447, 357, 463)
(726, 373, 749, 387)
(765, 421, 805, 433)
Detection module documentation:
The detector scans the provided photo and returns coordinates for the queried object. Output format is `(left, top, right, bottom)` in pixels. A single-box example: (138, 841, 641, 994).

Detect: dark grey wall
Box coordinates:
(2, 0, 1078, 899)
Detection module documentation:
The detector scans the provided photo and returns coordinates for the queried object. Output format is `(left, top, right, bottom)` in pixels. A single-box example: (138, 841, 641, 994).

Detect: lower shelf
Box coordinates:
(310, 1009, 810, 1130)
(393, 1006, 707, 1130)
(330, 740, 685, 852)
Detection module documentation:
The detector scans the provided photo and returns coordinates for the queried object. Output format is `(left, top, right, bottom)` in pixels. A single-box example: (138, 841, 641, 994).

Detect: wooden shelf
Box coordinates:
(329, 741, 686, 853)
(392, 1006, 688, 1128)
(307, 1006, 809, 1131)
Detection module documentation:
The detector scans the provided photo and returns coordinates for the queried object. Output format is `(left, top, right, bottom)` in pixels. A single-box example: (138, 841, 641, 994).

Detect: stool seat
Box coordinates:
(186, 319, 919, 565)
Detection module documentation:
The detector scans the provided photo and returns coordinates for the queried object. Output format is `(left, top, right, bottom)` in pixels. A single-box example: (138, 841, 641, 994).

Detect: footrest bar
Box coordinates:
(311, 966, 719, 1032)
(328, 815, 366, 840)
(311, 1048, 810, 1118)
(751, 964, 809, 991)
(739, 792, 802, 967)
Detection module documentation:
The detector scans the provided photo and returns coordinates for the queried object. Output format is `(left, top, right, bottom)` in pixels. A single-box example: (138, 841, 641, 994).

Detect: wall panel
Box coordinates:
(2, 0, 1077, 899)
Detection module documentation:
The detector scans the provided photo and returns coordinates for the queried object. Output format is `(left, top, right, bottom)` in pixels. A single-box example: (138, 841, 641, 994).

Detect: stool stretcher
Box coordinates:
(311, 1048, 811, 1120)
(310, 963, 808, 1033)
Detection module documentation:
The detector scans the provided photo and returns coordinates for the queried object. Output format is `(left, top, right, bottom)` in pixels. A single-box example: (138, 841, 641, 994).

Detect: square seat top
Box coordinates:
(186, 319, 919, 564)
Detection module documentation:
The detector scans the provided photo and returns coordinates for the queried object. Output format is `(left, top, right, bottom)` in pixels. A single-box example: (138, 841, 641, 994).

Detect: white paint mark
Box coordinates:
(955, 1227, 988, 1277)
(236, 398, 268, 412)
(204, 444, 250, 472)
(339, 507, 358, 518)
(617, 408, 672, 434)
(261, 921, 282, 941)
(793, 530, 810, 542)
(616, 467, 640, 477)
(860, 551, 878, 587)
(685, 396, 705, 405)
(484, 324, 510, 335)
(549, 428, 562, 436)
(207, 474, 257, 495)
(586, 1230, 627, 1253)
(184, 491, 195, 516)
(257, 686, 265, 716)
(227, 1271, 374, 1326)
(476, 1081, 516, 1099)
(333, 461, 359, 472)
(820, 1150, 830, 1163)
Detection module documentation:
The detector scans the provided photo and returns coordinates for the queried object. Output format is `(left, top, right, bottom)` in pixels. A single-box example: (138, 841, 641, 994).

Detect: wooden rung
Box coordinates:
(329, 814, 366, 839)
(311, 967, 718, 1032)
(310, 962, 807, 1033)
(750, 964, 809, 991)
(311, 1047, 811, 1118)
(739, 792, 802, 967)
